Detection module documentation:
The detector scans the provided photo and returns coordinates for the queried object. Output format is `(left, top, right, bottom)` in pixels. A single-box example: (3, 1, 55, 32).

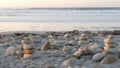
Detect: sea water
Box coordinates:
(0, 8, 120, 32)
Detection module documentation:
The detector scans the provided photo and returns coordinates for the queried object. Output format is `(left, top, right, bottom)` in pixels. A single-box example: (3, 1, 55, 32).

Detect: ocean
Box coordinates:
(0, 8, 120, 32)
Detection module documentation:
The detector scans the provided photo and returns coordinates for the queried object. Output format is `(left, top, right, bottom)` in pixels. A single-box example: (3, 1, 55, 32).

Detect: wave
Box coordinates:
(0, 8, 120, 16)
(0, 8, 120, 22)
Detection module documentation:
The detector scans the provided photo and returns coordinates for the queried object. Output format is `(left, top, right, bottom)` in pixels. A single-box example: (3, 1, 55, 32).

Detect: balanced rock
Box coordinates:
(22, 36, 36, 59)
(23, 54, 34, 59)
(100, 54, 119, 64)
(104, 36, 115, 44)
(104, 43, 117, 48)
(22, 40, 33, 44)
(77, 33, 91, 48)
(104, 46, 117, 54)
(23, 43, 34, 50)
(23, 50, 34, 54)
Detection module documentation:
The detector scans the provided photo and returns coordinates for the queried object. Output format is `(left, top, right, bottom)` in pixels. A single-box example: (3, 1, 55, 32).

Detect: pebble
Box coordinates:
(100, 54, 119, 64)
(23, 44, 34, 50)
(5, 46, 16, 56)
(92, 53, 106, 62)
(40, 41, 50, 51)
(72, 48, 82, 58)
(62, 58, 80, 67)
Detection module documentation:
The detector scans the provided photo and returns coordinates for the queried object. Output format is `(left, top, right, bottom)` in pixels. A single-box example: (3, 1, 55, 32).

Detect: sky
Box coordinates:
(0, 0, 120, 8)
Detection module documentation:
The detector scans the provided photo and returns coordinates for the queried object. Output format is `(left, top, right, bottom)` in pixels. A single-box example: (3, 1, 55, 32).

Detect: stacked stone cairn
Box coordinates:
(65, 33, 93, 59)
(92, 35, 119, 64)
(22, 37, 35, 59)
(77, 33, 92, 48)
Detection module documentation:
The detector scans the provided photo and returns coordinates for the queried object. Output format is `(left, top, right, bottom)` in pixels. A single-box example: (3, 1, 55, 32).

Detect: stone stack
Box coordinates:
(77, 33, 91, 48)
(29, 35, 42, 43)
(103, 35, 117, 54)
(92, 35, 119, 64)
(22, 37, 35, 59)
(101, 35, 119, 64)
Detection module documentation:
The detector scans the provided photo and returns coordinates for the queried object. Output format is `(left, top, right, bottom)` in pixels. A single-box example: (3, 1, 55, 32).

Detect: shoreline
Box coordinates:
(0, 22, 120, 32)
(0, 30, 120, 35)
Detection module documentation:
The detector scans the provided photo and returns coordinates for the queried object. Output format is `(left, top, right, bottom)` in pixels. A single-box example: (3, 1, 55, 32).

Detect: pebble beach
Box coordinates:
(0, 2, 120, 68)
(0, 30, 120, 68)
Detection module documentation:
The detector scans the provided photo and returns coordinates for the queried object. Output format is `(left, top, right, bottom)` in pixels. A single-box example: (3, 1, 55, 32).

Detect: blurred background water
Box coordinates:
(0, 8, 120, 32)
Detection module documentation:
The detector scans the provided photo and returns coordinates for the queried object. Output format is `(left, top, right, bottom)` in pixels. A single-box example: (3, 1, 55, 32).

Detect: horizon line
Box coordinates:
(0, 7, 120, 9)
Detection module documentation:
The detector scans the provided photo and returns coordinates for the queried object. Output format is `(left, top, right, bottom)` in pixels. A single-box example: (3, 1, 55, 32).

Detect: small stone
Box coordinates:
(22, 40, 33, 44)
(49, 50, 62, 57)
(104, 38, 115, 44)
(45, 65, 56, 68)
(23, 37, 30, 40)
(100, 54, 119, 64)
(68, 40, 77, 46)
(15, 50, 23, 57)
(40, 41, 50, 51)
(80, 33, 87, 37)
(96, 49, 103, 53)
(107, 35, 114, 39)
(62, 46, 72, 53)
(55, 40, 65, 44)
(64, 34, 71, 39)
(29, 35, 41, 43)
(5, 46, 16, 56)
(74, 36, 80, 41)
(62, 58, 80, 67)
(23, 54, 34, 59)
(82, 47, 91, 55)
(77, 40, 90, 45)
(92, 53, 106, 62)
(23, 44, 34, 50)
(117, 48, 120, 53)
(91, 63, 101, 68)
(104, 43, 117, 48)
(23, 50, 34, 54)
(26, 65, 35, 68)
(104, 46, 117, 54)
(79, 37, 88, 40)
(72, 48, 82, 58)
(88, 43, 102, 54)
